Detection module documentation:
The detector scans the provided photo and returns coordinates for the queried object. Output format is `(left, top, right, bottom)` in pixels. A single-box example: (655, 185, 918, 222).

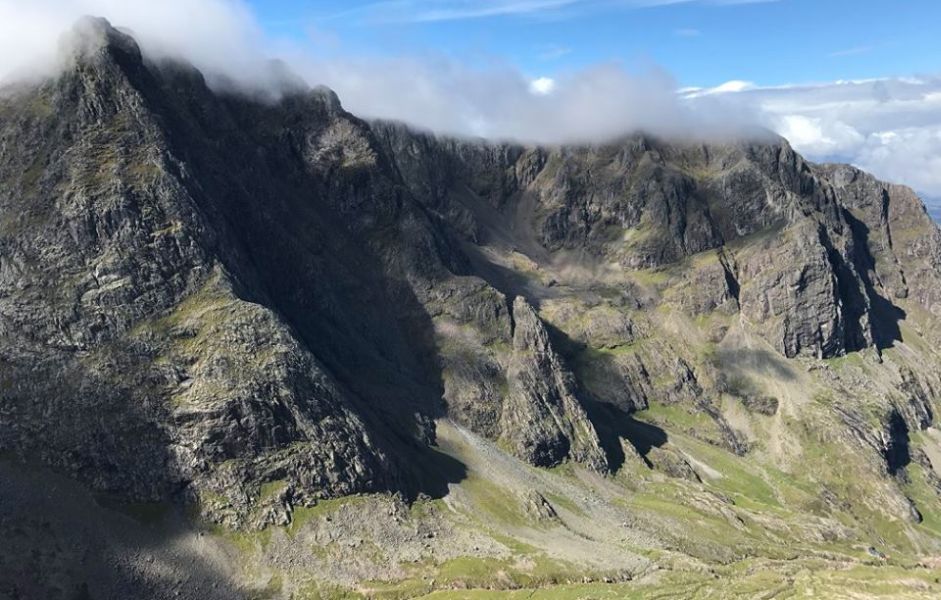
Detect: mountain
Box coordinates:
(3, 17, 941, 599)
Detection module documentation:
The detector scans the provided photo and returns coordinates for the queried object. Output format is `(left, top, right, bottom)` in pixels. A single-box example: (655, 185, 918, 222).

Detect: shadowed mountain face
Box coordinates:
(0, 18, 461, 525)
(5, 17, 941, 598)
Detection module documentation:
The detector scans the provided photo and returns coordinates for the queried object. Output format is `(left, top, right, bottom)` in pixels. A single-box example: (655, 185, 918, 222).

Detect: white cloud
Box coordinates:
(0, 0, 272, 88)
(529, 76, 556, 95)
(695, 77, 941, 196)
(0, 1, 751, 145)
(855, 127, 941, 200)
(296, 57, 749, 143)
(683, 79, 755, 97)
(772, 115, 864, 157)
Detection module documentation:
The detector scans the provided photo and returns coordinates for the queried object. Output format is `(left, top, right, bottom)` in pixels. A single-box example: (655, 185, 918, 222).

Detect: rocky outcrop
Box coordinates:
(500, 297, 608, 471)
(821, 163, 941, 323)
(734, 218, 871, 358)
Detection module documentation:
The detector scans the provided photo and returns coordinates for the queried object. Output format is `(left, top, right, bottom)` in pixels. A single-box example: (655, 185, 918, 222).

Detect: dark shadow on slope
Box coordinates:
(714, 346, 797, 382)
(884, 410, 912, 477)
(137, 60, 462, 499)
(822, 235, 876, 353)
(5, 31, 461, 514)
(537, 322, 667, 472)
(842, 209, 906, 350)
(869, 294, 907, 351)
(0, 354, 186, 515)
(0, 459, 243, 600)
(582, 399, 668, 471)
(376, 416, 468, 501)
(397, 443, 469, 501)
(458, 238, 561, 309)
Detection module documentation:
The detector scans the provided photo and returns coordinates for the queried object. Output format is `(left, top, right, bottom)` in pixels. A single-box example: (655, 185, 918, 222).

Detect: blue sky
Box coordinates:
(248, 0, 940, 89)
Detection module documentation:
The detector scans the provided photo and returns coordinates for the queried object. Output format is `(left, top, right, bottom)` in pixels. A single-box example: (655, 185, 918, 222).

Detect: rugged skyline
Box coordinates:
(1, 0, 940, 212)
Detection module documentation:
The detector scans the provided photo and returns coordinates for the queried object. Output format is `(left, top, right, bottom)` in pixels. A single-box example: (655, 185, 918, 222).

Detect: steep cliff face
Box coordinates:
(370, 111, 941, 526)
(822, 164, 941, 317)
(0, 18, 457, 526)
(500, 297, 608, 471)
(373, 124, 911, 361)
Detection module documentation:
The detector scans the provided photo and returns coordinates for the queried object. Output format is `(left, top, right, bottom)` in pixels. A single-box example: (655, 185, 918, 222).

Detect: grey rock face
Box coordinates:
(735, 218, 864, 358)
(378, 125, 908, 360)
(500, 297, 608, 471)
(0, 18, 451, 526)
(822, 163, 941, 326)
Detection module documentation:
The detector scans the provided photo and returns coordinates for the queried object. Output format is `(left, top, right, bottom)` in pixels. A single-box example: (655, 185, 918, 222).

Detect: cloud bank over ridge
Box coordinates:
(689, 77, 941, 201)
(0, 0, 939, 203)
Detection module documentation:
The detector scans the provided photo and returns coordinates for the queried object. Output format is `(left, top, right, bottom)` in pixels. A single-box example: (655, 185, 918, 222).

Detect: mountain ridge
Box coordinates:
(4, 17, 941, 599)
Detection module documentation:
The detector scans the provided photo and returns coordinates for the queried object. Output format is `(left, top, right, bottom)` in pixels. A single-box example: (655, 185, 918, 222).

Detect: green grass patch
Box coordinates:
(639, 402, 717, 436)
(681, 439, 780, 509)
(459, 475, 529, 526)
(541, 492, 583, 517)
(902, 459, 941, 539)
(259, 480, 288, 502)
(289, 579, 366, 600)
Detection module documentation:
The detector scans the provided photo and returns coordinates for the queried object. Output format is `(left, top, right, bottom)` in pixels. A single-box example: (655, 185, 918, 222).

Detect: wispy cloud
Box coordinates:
(828, 45, 873, 58)
(353, 0, 783, 24)
(537, 44, 573, 60)
(673, 28, 702, 37)
(0, 0, 268, 84)
(682, 79, 754, 96)
(352, 0, 580, 23)
(298, 56, 753, 143)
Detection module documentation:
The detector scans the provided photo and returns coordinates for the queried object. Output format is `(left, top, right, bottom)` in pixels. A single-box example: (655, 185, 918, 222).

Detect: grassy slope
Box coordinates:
(220, 398, 941, 598)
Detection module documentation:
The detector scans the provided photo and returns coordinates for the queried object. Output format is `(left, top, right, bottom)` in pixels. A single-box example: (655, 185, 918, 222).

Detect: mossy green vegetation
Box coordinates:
(457, 475, 529, 527)
(209, 409, 941, 598)
(407, 561, 941, 599)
